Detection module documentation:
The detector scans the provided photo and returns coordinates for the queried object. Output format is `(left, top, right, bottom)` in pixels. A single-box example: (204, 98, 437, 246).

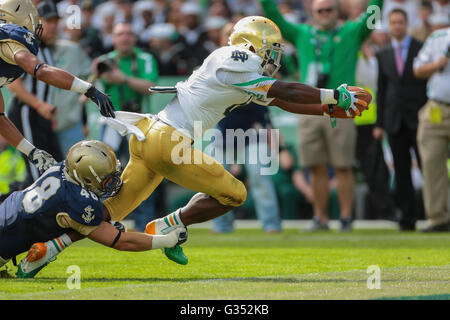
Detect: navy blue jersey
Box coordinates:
(0, 23, 39, 87)
(0, 162, 103, 259)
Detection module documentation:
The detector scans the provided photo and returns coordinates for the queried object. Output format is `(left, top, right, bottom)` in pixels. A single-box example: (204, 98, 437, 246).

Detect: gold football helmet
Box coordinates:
(0, 0, 43, 38)
(229, 16, 284, 77)
(66, 140, 122, 198)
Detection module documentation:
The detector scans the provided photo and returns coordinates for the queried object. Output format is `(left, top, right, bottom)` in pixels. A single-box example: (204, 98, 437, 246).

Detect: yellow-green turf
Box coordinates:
(0, 229, 449, 300)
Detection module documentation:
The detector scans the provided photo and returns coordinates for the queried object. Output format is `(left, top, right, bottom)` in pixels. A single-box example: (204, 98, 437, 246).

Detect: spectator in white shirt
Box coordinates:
(413, 16, 450, 232)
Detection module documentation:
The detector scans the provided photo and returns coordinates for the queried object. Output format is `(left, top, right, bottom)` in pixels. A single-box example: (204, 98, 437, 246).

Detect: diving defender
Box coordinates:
(0, 140, 186, 277)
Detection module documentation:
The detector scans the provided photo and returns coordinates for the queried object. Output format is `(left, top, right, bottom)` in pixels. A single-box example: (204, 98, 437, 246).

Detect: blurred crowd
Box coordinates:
(1, 0, 449, 233)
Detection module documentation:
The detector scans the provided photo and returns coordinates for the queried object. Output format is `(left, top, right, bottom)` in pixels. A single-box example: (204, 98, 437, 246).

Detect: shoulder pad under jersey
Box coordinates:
(214, 46, 262, 73)
(0, 24, 39, 55)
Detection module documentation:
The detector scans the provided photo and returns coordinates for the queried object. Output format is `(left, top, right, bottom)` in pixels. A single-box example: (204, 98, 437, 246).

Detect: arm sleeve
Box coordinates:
(0, 40, 30, 65)
(352, 0, 384, 43)
(217, 69, 277, 106)
(258, 0, 300, 44)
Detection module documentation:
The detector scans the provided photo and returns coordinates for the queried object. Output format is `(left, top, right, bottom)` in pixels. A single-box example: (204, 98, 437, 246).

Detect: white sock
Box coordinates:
(46, 234, 72, 257)
(163, 209, 185, 228)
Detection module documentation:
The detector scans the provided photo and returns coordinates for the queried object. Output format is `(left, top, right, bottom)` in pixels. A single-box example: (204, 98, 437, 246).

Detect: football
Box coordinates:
(322, 86, 373, 118)
(348, 86, 372, 111)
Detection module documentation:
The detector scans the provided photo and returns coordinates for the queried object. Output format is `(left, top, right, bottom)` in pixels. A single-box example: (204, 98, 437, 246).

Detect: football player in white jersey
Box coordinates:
(21, 16, 370, 276)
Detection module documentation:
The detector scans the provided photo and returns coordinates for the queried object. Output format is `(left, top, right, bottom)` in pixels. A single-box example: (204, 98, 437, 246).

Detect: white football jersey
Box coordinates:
(157, 45, 277, 139)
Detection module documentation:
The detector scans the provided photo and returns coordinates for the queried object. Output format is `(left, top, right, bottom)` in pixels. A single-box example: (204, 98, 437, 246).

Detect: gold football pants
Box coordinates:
(103, 118, 247, 221)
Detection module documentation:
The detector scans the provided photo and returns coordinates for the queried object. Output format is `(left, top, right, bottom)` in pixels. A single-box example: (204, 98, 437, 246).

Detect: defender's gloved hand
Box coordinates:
(85, 86, 115, 118)
(166, 227, 188, 247)
(28, 148, 57, 175)
(151, 227, 188, 249)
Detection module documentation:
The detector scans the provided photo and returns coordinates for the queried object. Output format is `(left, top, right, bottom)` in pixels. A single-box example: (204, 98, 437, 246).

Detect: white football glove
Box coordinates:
(28, 148, 57, 175)
(152, 227, 188, 249)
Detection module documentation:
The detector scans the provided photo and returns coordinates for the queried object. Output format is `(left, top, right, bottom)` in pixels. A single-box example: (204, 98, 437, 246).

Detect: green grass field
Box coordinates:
(1, 229, 449, 300)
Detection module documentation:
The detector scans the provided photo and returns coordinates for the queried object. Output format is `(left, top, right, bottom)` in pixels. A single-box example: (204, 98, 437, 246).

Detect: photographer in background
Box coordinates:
(413, 14, 450, 232)
(93, 22, 159, 232)
(94, 22, 158, 163)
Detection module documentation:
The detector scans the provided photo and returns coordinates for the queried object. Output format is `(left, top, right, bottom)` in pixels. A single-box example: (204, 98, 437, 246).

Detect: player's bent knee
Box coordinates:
(219, 180, 247, 207)
(235, 184, 247, 207)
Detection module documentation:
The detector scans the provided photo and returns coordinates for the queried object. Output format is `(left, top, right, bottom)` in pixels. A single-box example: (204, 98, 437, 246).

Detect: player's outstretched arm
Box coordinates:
(13, 50, 116, 118)
(270, 99, 361, 118)
(87, 221, 186, 252)
(267, 81, 370, 117)
(268, 81, 322, 104)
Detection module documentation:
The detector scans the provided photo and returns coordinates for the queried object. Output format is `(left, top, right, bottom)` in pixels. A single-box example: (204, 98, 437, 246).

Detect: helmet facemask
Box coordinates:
(258, 43, 284, 77)
(34, 21, 43, 40)
(27, 10, 43, 40)
(81, 160, 123, 198)
(97, 162, 123, 198)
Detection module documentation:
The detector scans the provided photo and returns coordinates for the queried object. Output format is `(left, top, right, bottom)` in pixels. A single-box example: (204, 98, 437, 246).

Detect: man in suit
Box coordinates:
(373, 8, 428, 231)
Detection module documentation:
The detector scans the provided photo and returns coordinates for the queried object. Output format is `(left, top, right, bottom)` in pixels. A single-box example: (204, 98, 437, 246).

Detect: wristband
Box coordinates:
(333, 89, 340, 101)
(70, 77, 91, 94)
(33, 63, 45, 77)
(16, 138, 35, 156)
(320, 89, 337, 105)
